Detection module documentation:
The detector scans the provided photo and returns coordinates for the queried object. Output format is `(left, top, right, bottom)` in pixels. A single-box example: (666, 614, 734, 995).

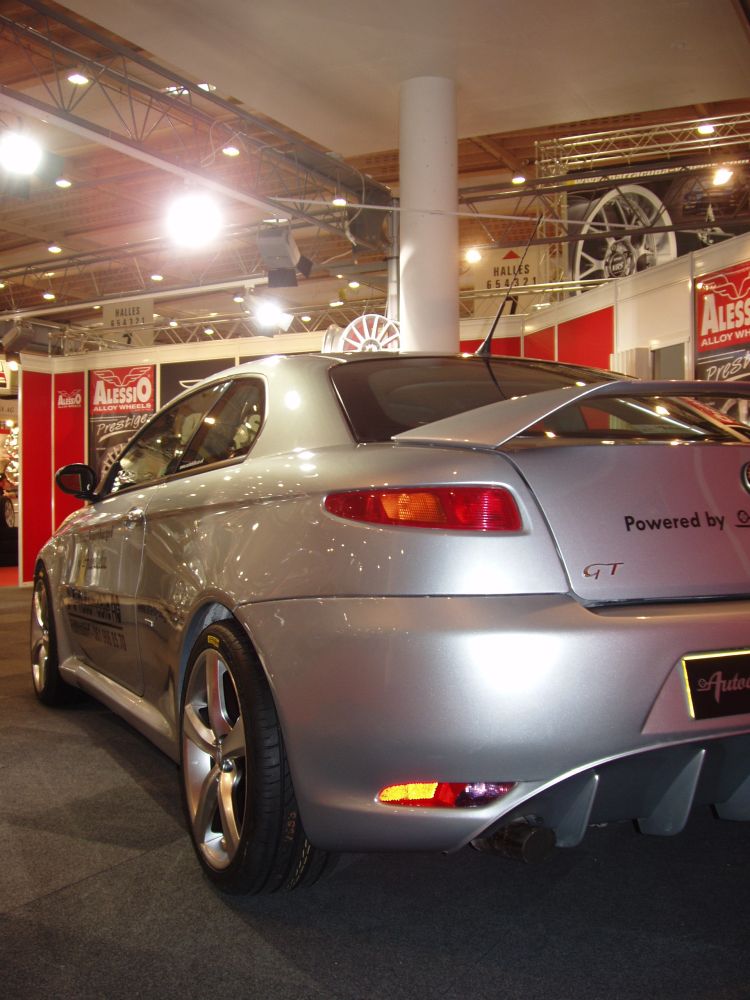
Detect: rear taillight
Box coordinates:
(378, 781, 516, 808)
(324, 486, 522, 531)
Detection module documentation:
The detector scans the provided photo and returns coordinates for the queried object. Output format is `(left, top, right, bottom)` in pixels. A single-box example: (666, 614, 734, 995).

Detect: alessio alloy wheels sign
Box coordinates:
(695, 258, 750, 381)
(89, 365, 155, 414)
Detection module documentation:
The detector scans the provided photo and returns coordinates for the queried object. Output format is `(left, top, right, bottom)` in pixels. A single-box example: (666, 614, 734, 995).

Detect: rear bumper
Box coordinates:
(237, 594, 750, 852)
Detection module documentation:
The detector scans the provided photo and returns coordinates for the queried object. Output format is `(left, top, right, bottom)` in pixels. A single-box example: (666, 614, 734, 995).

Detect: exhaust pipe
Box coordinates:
(472, 822, 556, 864)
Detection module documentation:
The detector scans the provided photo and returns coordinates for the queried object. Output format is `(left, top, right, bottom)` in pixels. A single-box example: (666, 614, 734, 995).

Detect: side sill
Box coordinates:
(60, 656, 178, 762)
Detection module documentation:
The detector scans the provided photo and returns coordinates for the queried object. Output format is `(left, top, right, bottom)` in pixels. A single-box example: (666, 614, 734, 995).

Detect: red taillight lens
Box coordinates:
(324, 486, 522, 531)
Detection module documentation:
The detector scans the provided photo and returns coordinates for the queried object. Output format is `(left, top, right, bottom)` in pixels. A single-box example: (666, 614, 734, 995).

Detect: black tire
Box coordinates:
(180, 620, 333, 894)
(30, 565, 72, 706)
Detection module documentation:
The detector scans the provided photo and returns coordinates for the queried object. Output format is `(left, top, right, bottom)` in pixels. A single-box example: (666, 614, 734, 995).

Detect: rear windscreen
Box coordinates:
(329, 356, 616, 442)
(329, 356, 750, 444)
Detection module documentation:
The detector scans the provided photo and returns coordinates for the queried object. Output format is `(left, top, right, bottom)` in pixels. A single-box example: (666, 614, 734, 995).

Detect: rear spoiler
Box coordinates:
(393, 379, 750, 450)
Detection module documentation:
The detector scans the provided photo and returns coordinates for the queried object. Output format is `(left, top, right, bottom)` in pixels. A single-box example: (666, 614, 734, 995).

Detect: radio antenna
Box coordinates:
(475, 215, 543, 357)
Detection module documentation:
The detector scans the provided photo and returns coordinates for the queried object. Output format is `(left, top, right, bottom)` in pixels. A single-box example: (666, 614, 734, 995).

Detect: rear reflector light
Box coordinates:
(325, 486, 522, 531)
(378, 781, 516, 808)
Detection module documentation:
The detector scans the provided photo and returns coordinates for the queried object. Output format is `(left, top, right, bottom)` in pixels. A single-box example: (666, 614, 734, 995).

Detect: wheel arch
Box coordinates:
(177, 601, 269, 704)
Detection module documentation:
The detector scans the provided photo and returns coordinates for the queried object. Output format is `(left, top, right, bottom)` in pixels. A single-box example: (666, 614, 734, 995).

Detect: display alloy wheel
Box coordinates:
(30, 566, 71, 706)
(180, 620, 333, 893)
(2, 496, 15, 530)
(570, 184, 678, 285)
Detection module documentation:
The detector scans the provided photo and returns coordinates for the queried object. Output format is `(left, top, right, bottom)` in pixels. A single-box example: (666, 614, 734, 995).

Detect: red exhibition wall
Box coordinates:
(557, 307, 614, 369)
(523, 326, 555, 360)
(21, 370, 53, 582)
(53, 371, 86, 528)
(459, 337, 521, 356)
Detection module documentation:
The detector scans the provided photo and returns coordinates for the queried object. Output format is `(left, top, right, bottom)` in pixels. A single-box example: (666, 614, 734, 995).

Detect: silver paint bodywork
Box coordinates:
(38, 353, 750, 852)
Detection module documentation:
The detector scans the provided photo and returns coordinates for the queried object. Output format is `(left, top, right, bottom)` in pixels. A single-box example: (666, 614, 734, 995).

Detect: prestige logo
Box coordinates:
(57, 389, 82, 409)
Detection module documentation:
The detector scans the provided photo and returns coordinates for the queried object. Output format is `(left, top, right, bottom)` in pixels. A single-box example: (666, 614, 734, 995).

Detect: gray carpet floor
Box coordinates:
(2, 585, 749, 999)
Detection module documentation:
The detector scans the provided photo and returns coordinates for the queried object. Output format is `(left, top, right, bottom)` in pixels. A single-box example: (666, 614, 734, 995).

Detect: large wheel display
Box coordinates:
(324, 314, 400, 353)
(180, 620, 332, 893)
(569, 184, 678, 284)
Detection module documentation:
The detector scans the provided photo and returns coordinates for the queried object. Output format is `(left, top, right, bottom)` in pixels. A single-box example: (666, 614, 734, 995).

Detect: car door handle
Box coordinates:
(123, 507, 145, 527)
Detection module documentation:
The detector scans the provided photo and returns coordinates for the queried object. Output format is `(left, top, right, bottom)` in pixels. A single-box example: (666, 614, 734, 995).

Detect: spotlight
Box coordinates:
(0, 131, 43, 176)
(67, 70, 90, 86)
(55, 177, 72, 188)
(511, 174, 526, 185)
(254, 301, 293, 332)
(713, 166, 734, 186)
(465, 248, 482, 264)
(166, 192, 223, 248)
(697, 123, 715, 136)
(48, 245, 62, 254)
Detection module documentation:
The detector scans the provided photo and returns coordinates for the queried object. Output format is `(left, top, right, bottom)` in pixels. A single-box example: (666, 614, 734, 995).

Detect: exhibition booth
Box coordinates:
(12, 230, 750, 585)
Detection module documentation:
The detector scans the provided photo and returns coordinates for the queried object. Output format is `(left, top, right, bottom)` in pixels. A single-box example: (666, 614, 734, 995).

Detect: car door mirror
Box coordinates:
(55, 463, 100, 501)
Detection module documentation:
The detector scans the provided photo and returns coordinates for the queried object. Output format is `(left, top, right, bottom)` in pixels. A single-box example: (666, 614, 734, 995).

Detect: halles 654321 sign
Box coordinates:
(89, 365, 155, 415)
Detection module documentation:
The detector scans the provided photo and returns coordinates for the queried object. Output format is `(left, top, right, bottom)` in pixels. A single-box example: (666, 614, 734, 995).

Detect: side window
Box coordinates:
(106, 382, 228, 494)
(177, 378, 265, 470)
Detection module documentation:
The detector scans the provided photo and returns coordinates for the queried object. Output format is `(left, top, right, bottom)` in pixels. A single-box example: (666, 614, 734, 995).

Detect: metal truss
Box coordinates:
(536, 112, 750, 173)
(0, 218, 354, 316)
(0, 0, 393, 248)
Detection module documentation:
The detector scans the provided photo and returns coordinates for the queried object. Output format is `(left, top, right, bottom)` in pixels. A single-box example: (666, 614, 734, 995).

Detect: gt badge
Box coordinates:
(583, 562, 623, 580)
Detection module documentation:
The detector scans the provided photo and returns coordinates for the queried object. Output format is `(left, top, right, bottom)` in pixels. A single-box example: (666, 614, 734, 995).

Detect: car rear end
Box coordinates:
(241, 356, 750, 854)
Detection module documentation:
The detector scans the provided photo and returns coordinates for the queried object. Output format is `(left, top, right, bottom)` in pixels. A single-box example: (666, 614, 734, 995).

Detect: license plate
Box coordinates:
(682, 650, 750, 720)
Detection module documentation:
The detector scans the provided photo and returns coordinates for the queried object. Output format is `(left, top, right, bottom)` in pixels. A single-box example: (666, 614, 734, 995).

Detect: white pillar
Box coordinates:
(398, 76, 459, 352)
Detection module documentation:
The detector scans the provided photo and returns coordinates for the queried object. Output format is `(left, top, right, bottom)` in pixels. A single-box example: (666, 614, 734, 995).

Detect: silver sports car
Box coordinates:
(31, 352, 750, 893)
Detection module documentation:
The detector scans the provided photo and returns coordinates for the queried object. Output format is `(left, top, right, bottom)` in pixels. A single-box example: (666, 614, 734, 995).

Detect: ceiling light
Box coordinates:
(209, 311, 218, 317)
(0, 131, 43, 175)
(0, 282, 5, 289)
(197, 83, 216, 92)
(43, 271, 55, 277)
(233, 293, 245, 303)
(329, 299, 344, 308)
(67, 71, 90, 86)
(332, 196, 347, 207)
(169, 320, 178, 327)
(42, 291, 56, 301)
(465, 248, 482, 264)
(150, 273, 164, 282)
(55, 177, 72, 188)
(713, 166, 734, 186)
(8, 360, 19, 372)
(48, 244, 62, 254)
(254, 301, 293, 330)
(165, 191, 223, 248)
(348, 280, 360, 289)
(301, 314, 311, 322)
(203, 326, 215, 336)
(696, 123, 715, 136)
(511, 174, 526, 185)
(93, 305, 101, 310)
(222, 145, 240, 157)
